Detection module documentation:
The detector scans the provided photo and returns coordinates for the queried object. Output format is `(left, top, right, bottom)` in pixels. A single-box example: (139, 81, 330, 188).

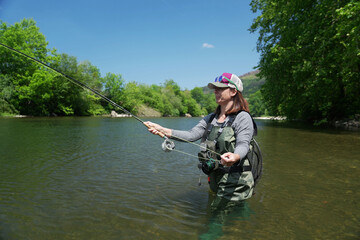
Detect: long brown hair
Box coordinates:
(215, 91, 250, 116)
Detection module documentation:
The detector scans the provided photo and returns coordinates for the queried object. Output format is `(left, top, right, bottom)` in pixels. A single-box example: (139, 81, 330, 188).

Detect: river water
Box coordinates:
(0, 117, 359, 239)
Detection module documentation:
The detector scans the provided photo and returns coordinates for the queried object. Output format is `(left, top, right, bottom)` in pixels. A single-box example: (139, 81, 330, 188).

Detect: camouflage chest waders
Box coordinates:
(199, 114, 254, 202)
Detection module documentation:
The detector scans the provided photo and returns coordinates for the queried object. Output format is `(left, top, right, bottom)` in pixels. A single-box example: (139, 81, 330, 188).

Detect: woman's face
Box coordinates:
(214, 87, 237, 105)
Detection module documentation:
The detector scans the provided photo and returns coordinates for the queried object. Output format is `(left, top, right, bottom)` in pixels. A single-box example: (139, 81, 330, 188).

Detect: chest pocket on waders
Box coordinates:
(198, 114, 235, 175)
(198, 140, 219, 175)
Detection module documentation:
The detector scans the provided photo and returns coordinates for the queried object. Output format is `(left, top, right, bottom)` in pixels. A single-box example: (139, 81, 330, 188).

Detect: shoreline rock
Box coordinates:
(332, 114, 360, 129)
(110, 111, 131, 118)
(253, 116, 286, 120)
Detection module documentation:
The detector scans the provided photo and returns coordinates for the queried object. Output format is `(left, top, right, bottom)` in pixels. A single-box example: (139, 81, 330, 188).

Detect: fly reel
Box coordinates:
(162, 138, 175, 152)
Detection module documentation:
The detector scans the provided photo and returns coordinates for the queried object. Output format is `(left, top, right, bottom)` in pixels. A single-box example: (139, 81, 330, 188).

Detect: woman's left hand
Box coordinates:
(220, 152, 241, 167)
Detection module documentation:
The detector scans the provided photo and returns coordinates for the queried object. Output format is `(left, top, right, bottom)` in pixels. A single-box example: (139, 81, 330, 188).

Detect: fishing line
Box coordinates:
(0, 43, 145, 123)
(0, 42, 222, 160)
(172, 138, 221, 159)
(172, 148, 221, 162)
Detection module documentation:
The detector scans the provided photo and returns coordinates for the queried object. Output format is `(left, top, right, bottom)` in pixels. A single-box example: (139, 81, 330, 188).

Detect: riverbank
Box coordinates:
(254, 115, 360, 130)
(4, 113, 360, 130)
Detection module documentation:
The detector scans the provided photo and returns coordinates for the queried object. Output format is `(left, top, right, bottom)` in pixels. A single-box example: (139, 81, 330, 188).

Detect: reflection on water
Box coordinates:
(0, 117, 359, 239)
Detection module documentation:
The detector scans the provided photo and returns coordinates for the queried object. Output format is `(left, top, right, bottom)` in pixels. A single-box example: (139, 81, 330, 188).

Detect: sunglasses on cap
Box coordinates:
(214, 75, 239, 91)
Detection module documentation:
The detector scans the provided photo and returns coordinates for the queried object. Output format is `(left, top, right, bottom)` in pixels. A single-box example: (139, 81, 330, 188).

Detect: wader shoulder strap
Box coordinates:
(201, 111, 257, 144)
(201, 113, 216, 142)
(201, 113, 229, 144)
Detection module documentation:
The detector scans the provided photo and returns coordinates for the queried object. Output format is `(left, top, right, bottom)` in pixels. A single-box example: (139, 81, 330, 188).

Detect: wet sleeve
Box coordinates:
(171, 114, 212, 142)
(232, 112, 254, 160)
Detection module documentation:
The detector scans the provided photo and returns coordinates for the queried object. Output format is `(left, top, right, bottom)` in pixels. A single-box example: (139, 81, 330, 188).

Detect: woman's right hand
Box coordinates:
(144, 121, 172, 137)
(144, 121, 161, 134)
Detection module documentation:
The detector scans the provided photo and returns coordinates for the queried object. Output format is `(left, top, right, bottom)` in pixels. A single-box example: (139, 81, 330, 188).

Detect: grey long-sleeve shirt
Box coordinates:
(171, 111, 254, 160)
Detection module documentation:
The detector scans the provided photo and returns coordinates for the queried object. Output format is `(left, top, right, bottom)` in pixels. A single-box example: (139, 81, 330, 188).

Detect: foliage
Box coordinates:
(181, 90, 203, 117)
(0, 74, 18, 115)
(249, 0, 360, 123)
(135, 80, 206, 117)
(102, 72, 125, 111)
(119, 81, 143, 114)
(191, 87, 217, 115)
(0, 18, 49, 115)
(248, 90, 266, 117)
(241, 73, 265, 98)
(240, 71, 267, 116)
(0, 18, 216, 117)
(0, 19, 106, 116)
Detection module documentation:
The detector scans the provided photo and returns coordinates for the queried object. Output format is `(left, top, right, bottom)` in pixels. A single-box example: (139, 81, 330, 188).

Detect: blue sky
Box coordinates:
(0, 0, 260, 90)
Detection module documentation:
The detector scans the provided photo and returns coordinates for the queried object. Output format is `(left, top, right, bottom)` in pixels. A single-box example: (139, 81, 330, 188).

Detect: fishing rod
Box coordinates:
(0, 42, 171, 141)
(1, 43, 226, 187)
(0, 43, 223, 160)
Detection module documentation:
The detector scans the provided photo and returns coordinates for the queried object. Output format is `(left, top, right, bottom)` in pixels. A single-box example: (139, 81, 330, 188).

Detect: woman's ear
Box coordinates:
(230, 88, 238, 97)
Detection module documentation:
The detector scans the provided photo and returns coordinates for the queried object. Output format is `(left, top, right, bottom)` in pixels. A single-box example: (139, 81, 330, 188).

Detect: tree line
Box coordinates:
(0, 19, 221, 117)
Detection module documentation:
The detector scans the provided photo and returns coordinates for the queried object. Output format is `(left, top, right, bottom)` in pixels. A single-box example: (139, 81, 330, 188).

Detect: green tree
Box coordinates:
(120, 81, 143, 114)
(249, 0, 360, 123)
(248, 90, 266, 117)
(139, 84, 166, 114)
(202, 92, 217, 114)
(161, 80, 185, 116)
(0, 18, 109, 116)
(50, 56, 105, 116)
(102, 72, 125, 110)
(0, 18, 50, 114)
(0, 19, 48, 76)
(161, 87, 181, 116)
(182, 90, 203, 116)
(191, 87, 217, 115)
(77, 60, 102, 91)
(49, 53, 81, 115)
(190, 87, 205, 104)
(0, 74, 18, 115)
(164, 79, 181, 95)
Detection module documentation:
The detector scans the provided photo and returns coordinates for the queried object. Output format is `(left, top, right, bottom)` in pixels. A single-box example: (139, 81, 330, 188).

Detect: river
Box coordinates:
(0, 117, 359, 239)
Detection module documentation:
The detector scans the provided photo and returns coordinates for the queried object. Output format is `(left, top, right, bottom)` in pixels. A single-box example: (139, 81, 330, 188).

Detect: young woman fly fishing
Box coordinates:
(145, 73, 258, 210)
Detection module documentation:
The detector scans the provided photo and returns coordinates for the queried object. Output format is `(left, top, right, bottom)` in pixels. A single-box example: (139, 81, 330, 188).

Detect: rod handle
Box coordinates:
(143, 122, 166, 138)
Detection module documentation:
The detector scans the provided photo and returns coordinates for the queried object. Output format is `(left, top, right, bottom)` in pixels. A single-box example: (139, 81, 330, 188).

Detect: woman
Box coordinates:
(145, 73, 255, 209)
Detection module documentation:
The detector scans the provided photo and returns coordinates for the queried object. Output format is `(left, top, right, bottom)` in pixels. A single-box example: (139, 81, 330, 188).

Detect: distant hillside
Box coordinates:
(239, 70, 260, 78)
(202, 70, 265, 97)
(239, 70, 265, 97)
